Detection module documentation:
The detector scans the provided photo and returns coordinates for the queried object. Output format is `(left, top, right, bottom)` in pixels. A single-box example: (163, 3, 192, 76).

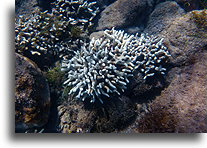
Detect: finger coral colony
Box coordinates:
(15, 0, 207, 133)
(15, 0, 171, 104)
(15, 0, 99, 62)
(62, 28, 171, 103)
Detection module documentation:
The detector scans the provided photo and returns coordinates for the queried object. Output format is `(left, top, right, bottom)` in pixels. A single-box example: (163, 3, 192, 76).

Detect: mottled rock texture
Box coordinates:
(119, 9, 207, 133)
(96, 0, 155, 30)
(15, 0, 39, 17)
(58, 96, 136, 133)
(144, 1, 186, 35)
(175, 0, 207, 11)
(162, 10, 207, 66)
(138, 51, 207, 133)
(15, 53, 50, 132)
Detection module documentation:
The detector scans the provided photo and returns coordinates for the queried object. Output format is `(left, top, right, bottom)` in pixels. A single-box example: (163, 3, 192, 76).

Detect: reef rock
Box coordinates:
(119, 9, 207, 133)
(57, 100, 97, 133)
(161, 10, 207, 66)
(96, 0, 155, 30)
(137, 51, 207, 133)
(144, 1, 186, 35)
(15, 0, 39, 17)
(15, 53, 50, 132)
(145, 8, 207, 66)
(175, 0, 207, 12)
(58, 95, 136, 133)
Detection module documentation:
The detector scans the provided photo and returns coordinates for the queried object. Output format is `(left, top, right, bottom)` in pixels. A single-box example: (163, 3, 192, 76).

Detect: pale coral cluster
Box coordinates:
(62, 28, 171, 103)
(15, 0, 99, 57)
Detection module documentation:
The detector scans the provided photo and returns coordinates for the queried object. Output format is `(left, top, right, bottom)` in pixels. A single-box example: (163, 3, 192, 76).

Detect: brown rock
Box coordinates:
(94, 96, 136, 133)
(15, 53, 50, 132)
(175, 0, 207, 12)
(57, 95, 136, 133)
(161, 10, 207, 66)
(57, 100, 97, 133)
(137, 51, 207, 133)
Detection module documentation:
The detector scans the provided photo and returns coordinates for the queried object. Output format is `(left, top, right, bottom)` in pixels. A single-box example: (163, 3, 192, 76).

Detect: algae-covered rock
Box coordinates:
(57, 101, 97, 133)
(161, 9, 207, 66)
(15, 53, 50, 132)
(146, 8, 207, 66)
(137, 51, 207, 133)
(57, 95, 136, 133)
(175, 0, 207, 11)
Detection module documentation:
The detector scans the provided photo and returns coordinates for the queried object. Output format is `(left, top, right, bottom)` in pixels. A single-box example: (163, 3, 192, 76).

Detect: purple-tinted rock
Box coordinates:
(161, 10, 207, 66)
(15, 53, 50, 132)
(137, 51, 207, 133)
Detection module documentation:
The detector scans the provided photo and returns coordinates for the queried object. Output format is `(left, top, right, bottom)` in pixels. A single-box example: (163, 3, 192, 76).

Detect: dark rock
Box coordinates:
(15, 0, 39, 17)
(93, 96, 136, 133)
(145, 8, 207, 66)
(96, 0, 155, 31)
(137, 51, 207, 133)
(57, 95, 136, 133)
(15, 53, 50, 132)
(144, 1, 186, 35)
(117, 9, 207, 133)
(57, 100, 97, 133)
(175, 0, 207, 12)
(96, 0, 117, 9)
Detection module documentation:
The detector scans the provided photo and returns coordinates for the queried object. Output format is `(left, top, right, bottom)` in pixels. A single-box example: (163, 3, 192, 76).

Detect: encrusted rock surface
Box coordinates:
(144, 1, 186, 35)
(161, 10, 207, 66)
(96, 0, 155, 30)
(175, 0, 207, 11)
(15, 53, 50, 132)
(58, 95, 136, 133)
(137, 51, 207, 133)
(57, 100, 97, 133)
(145, 7, 207, 66)
(15, 0, 39, 17)
(118, 9, 207, 133)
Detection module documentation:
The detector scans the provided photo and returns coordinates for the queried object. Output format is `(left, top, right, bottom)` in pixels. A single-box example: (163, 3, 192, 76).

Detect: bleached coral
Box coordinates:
(15, 0, 99, 57)
(62, 28, 171, 103)
(15, 10, 70, 56)
(51, 0, 99, 30)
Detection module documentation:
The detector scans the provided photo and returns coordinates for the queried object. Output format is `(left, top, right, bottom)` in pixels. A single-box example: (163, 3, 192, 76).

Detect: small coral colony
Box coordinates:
(15, 0, 171, 104)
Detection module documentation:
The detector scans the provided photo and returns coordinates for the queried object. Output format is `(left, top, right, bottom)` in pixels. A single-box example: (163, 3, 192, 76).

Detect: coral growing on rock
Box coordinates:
(51, 0, 100, 30)
(15, 9, 71, 56)
(15, 0, 99, 68)
(62, 28, 171, 103)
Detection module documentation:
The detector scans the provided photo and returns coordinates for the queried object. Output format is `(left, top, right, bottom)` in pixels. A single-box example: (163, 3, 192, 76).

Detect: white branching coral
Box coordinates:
(51, 0, 100, 30)
(15, 10, 70, 56)
(15, 0, 99, 57)
(62, 28, 171, 103)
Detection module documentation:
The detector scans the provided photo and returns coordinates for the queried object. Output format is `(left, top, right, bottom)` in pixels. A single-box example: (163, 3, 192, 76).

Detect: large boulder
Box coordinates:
(119, 9, 207, 133)
(144, 1, 186, 35)
(15, 53, 50, 132)
(137, 51, 207, 133)
(96, 0, 155, 30)
(161, 10, 207, 66)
